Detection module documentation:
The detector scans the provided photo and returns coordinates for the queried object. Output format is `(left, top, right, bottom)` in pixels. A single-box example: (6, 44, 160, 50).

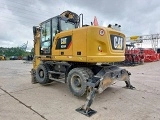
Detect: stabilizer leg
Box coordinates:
(31, 69, 38, 84)
(125, 80, 135, 89)
(76, 87, 97, 117)
(124, 71, 135, 89)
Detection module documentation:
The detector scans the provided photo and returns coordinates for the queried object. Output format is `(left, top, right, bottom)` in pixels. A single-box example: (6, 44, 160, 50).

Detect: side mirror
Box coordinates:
(33, 26, 37, 36)
(33, 26, 40, 36)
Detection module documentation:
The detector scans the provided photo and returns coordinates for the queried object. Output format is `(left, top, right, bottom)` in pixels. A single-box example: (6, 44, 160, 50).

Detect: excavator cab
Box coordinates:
(40, 17, 76, 55)
(33, 11, 79, 56)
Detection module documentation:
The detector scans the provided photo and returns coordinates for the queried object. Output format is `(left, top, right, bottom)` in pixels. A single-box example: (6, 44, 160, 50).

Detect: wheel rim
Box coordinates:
(71, 74, 82, 91)
(39, 69, 44, 78)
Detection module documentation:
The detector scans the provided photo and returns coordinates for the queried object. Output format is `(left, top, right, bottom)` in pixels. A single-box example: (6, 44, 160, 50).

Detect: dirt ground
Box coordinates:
(0, 60, 160, 120)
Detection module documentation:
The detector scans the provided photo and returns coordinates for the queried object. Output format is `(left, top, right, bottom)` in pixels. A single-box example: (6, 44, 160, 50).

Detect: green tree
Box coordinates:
(0, 47, 31, 57)
(31, 48, 34, 55)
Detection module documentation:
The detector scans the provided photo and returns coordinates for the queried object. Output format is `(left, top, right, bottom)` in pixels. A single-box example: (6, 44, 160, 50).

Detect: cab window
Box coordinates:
(52, 18, 58, 40)
(40, 20, 51, 54)
(61, 20, 75, 31)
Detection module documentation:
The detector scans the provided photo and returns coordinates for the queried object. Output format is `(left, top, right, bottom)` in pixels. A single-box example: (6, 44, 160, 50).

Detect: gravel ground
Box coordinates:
(0, 60, 160, 120)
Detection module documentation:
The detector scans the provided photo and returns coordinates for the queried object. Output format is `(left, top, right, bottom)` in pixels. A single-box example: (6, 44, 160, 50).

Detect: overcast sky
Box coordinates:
(0, 0, 160, 51)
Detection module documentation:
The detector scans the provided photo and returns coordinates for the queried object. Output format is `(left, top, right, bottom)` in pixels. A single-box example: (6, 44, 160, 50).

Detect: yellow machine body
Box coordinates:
(0, 56, 6, 60)
(33, 26, 125, 69)
(31, 11, 134, 116)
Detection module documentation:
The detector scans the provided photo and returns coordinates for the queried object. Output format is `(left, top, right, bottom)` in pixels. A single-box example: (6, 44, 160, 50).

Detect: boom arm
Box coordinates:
(60, 10, 80, 28)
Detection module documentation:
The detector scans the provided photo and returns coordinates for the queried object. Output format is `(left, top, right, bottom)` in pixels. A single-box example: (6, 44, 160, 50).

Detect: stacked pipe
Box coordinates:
(157, 48, 160, 60)
(124, 47, 145, 65)
(124, 47, 160, 65)
(143, 48, 159, 62)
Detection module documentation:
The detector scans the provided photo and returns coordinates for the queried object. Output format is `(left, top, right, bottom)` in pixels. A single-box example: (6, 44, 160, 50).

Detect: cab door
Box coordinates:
(40, 20, 52, 55)
(52, 17, 59, 56)
(53, 19, 73, 56)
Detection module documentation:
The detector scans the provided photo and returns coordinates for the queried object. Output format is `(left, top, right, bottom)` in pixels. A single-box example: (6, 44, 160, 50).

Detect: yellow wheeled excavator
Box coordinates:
(0, 55, 6, 60)
(31, 10, 135, 116)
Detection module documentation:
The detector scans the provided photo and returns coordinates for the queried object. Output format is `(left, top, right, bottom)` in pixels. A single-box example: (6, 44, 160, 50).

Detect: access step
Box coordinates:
(49, 77, 65, 83)
(48, 71, 65, 83)
(48, 71, 65, 75)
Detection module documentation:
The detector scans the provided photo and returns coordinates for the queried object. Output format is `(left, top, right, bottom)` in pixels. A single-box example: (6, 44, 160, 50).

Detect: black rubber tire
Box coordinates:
(36, 64, 50, 85)
(67, 68, 92, 97)
(83, 67, 94, 78)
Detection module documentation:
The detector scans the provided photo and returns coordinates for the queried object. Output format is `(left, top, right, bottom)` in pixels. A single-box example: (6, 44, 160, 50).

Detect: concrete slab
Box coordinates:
(0, 60, 40, 93)
(11, 82, 160, 120)
(0, 93, 44, 120)
(0, 89, 5, 95)
(0, 60, 160, 120)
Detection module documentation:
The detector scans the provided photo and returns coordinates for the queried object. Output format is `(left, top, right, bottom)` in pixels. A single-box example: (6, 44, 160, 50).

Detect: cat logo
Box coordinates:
(56, 36, 72, 50)
(61, 38, 67, 44)
(114, 36, 123, 49)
